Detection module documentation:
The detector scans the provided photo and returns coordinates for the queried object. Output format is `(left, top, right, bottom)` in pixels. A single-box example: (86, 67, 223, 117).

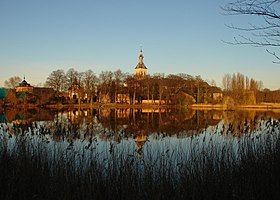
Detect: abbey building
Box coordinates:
(135, 48, 147, 78)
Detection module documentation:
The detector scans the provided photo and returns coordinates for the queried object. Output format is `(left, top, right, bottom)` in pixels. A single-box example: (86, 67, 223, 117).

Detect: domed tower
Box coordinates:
(16, 76, 33, 93)
(135, 48, 147, 78)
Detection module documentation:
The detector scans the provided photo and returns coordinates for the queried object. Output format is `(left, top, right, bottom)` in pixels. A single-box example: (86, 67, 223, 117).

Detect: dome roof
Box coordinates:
(19, 78, 31, 87)
(21, 79, 28, 85)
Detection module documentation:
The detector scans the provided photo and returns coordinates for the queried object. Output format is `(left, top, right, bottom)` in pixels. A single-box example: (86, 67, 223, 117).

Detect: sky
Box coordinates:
(0, 0, 280, 90)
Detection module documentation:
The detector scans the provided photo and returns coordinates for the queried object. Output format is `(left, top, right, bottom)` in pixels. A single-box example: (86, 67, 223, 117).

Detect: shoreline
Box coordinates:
(191, 103, 280, 111)
(43, 103, 180, 110)
(2, 103, 280, 111)
(44, 102, 280, 110)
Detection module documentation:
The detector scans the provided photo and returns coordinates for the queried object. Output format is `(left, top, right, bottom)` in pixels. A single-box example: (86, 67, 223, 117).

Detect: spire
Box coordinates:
(139, 48, 144, 64)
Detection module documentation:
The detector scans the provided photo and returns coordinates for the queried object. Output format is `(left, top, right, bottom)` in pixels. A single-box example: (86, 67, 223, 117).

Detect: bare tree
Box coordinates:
(222, 72, 263, 104)
(4, 76, 22, 89)
(66, 68, 79, 87)
(98, 71, 113, 103)
(113, 69, 127, 103)
(83, 69, 98, 104)
(223, 0, 280, 62)
(45, 69, 67, 93)
(222, 73, 232, 92)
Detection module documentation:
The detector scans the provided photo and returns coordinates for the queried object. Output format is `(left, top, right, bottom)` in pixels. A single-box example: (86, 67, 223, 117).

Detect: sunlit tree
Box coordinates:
(45, 69, 67, 93)
(83, 69, 98, 104)
(66, 68, 79, 87)
(98, 71, 113, 103)
(113, 69, 127, 103)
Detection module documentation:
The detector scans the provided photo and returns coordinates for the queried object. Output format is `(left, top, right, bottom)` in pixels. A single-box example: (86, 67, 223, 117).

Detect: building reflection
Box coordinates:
(95, 108, 222, 155)
(2, 107, 280, 154)
(221, 110, 280, 137)
(0, 108, 54, 124)
(0, 108, 54, 134)
(134, 130, 148, 158)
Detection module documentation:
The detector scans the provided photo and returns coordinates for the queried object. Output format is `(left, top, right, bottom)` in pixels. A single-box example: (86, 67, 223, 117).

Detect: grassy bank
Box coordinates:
(1, 120, 280, 200)
(191, 103, 280, 111)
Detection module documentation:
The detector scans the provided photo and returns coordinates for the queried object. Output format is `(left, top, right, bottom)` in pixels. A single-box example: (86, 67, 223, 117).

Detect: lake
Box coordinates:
(1, 108, 280, 199)
(1, 108, 280, 162)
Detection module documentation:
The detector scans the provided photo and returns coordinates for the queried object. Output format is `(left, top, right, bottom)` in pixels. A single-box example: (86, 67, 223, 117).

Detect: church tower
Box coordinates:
(135, 48, 147, 78)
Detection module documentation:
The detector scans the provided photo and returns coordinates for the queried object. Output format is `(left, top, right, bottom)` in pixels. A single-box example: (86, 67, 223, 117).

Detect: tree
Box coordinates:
(143, 75, 152, 101)
(195, 76, 204, 103)
(45, 69, 67, 93)
(4, 76, 22, 89)
(113, 69, 127, 103)
(83, 69, 98, 103)
(223, 0, 280, 62)
(221, 72, 263, 104)
(98, 71, 113, 103)
(126, 75, 137, 104)
(66, 68, 79, 87)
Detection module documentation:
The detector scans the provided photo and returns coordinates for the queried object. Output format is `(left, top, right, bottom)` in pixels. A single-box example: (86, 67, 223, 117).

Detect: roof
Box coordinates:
(135, 48, 148, 69)
(68, 77, 81, 90)
(19, 78, 31, 87)
(135, 62, 147, 69)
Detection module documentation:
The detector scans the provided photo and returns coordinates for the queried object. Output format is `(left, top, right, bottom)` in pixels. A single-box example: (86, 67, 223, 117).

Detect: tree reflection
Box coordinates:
(2, 108, 280, 144)
(221, 110, 280, 137)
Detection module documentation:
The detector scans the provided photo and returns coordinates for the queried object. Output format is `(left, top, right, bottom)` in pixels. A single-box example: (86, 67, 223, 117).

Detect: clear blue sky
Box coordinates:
(0, 0, 279, 90)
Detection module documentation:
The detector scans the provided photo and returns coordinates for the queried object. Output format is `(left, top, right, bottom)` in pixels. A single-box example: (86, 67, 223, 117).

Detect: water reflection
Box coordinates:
(0, 108, 54, 124)
(1, 108, 280, 139)
(1, 108, 280, 177)
(1, 108, 280, 158)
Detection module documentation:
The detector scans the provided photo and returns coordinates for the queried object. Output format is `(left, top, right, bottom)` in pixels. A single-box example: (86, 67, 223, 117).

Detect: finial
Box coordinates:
(139, 47, 144, 63)
(139, 46, 143, 57)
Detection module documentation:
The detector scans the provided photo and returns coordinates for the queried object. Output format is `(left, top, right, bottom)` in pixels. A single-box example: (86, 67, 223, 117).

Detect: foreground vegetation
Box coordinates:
(1, 118, 280, 200)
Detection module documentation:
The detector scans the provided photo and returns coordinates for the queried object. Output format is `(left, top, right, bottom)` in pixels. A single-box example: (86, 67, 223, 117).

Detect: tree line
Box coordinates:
(4, 68, 279, 105)
(43, 68, 221, 105)
(222, 73, 263, 104)
(222, 72, 280, 104)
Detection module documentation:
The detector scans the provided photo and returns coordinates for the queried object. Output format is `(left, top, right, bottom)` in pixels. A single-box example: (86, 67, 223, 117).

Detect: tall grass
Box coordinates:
(1, 119, 280, 200)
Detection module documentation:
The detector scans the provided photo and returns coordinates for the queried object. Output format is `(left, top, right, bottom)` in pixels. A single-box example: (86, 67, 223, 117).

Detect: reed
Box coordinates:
(0, 119, 280, 200)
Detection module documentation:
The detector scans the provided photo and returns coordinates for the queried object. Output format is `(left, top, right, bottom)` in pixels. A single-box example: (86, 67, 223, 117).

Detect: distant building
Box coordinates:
(14, 77, 55, 105)
(116, 93, 130, 104)
(16, 77, 33, 93)
(135, 48, 148, 78)
(68, 77, 87, 102)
